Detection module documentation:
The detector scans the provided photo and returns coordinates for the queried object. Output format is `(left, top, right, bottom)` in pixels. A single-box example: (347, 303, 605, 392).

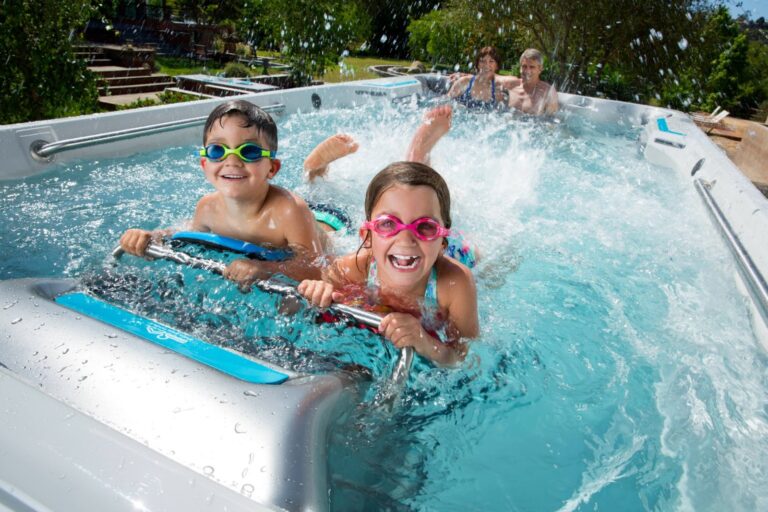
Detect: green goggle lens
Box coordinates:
(200, 143, 275, 162)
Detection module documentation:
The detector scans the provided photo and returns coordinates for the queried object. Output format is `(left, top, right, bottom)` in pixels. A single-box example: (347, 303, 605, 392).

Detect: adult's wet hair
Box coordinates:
(203, 99, 278, 151)
(519, 48, 543, 66)
(475, 46, 502, 71)
(364, 161, 452, 228)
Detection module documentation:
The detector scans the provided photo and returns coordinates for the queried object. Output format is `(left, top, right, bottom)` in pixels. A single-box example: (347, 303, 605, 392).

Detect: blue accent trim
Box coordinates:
(55, 292, 289, 384)
(657, 117, 685, 136)
(172, 232, 292, 261)
(363, 79, 420, 88)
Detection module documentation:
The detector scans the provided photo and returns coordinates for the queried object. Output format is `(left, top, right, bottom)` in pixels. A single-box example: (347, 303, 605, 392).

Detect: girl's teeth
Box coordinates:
(390, 255, 419, 269)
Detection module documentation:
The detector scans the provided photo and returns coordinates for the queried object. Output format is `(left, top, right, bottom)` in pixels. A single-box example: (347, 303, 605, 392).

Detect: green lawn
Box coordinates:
(156, 54, 412, 82)
(320, 56, 412, 82)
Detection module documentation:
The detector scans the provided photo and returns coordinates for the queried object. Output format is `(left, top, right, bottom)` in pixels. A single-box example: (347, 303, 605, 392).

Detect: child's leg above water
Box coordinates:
(303, 133, 359, 182)
(405, 104, 453, 165)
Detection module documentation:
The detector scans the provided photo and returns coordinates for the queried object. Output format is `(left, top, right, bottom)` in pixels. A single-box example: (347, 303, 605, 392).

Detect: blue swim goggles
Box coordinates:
(199, 142, 276, 162)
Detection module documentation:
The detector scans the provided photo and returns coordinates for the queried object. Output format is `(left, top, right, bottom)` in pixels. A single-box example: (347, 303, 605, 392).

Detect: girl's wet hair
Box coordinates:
(203, 99, 278, 150)
(475, 46, 502, 70)
(365, 161, 452, 228)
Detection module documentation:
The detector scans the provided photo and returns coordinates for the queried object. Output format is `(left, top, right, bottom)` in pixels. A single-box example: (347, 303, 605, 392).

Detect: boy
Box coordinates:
(120, 99, 325, 282)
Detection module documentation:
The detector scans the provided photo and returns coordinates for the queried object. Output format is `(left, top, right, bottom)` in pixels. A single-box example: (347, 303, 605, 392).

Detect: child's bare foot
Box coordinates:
(304, 134, 359, 181)
(405, 105, 453, 164)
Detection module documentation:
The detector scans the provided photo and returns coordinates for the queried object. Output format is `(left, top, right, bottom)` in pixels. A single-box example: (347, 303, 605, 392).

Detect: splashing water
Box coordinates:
(0, 100, 766, 510)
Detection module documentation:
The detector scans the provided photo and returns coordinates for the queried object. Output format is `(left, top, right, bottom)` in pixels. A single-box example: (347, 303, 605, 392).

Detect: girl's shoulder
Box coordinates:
(435, 255, 476, 302)
(436, 254, 473, 280)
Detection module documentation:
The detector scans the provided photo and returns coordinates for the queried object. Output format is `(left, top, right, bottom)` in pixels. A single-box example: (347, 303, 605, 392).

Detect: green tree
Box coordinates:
(408, 8, 518, 71)
(408, 0, 707, 97)
(359, 0, 440, 58)
(240, 0, 370, 85)
(0, 0, 99, 124)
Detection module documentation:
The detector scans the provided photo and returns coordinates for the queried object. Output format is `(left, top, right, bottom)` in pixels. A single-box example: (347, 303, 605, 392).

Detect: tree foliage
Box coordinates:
(239, 0, 370, 85)
(0, 0, 99, 124)
(407, 0, 767, 117)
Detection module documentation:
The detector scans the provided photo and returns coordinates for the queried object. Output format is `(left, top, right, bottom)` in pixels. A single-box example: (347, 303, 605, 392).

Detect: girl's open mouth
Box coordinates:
(389, 254, 420, 270)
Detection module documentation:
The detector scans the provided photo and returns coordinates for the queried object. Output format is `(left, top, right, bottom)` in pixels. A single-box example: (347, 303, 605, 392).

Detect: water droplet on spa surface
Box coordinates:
(203, 465, 215, 476)
(3, 300, 18, 310)
(234, 422, 247, 433)
(105, 332, 118, 339)
(241, 484, 254, 497)
(10, 317, 22, 324)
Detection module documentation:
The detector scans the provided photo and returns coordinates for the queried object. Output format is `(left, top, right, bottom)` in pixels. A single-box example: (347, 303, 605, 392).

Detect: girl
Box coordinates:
(298, 161, 479, 366)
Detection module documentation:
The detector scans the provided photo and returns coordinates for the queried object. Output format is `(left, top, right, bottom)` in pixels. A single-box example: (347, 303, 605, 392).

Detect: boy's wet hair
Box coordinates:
(475, 46, 502, 70)
(203, 99, 278, 151)
(364, 161, 452, 228)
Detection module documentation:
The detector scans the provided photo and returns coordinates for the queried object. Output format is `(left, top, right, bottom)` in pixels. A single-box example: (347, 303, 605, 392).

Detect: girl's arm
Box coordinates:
(440, 258, 480, 339)
(379, 313, 467, 366)
(297, 252, 367, 307)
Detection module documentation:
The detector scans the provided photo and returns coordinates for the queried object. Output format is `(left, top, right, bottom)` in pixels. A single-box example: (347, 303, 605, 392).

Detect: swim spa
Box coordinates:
(1, 76, 767, 511)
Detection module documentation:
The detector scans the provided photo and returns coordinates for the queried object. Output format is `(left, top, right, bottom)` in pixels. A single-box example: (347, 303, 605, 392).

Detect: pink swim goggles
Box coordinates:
(362, 214, 450, 242)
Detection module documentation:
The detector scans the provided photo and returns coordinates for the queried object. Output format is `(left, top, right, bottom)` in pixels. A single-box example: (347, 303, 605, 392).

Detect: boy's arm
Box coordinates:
(224, 195, 325, 284)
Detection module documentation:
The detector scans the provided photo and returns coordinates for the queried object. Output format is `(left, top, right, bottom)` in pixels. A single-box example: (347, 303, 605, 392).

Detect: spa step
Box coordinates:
(88, 66, 153, 79)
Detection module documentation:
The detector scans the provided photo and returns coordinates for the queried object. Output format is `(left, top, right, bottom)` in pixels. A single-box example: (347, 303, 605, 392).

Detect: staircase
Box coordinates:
(74, 44, 176, 109)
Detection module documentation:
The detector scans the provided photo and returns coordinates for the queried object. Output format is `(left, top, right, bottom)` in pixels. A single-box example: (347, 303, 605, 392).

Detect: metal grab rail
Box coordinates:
(694, 178, 768, 326)
(30, 104, 285, 162)
(112, 242, 414, 401)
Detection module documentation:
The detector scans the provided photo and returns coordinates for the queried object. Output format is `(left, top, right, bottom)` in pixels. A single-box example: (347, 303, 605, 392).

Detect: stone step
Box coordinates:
(82, 58, 112, 65)
(75, 50, 105, 59)
(88, 66, 153, 78)
(98, 92, 162, 110)
(105, 82, 175, 95)
(100, 74, 174, 86)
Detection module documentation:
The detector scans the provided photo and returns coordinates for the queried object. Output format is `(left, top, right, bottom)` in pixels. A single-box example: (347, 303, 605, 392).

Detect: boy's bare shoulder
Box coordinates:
(266, 185, 312, 216)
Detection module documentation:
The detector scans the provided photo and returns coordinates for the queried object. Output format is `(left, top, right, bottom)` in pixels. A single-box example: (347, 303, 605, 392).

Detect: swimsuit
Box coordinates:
(458, 75, 497, 110)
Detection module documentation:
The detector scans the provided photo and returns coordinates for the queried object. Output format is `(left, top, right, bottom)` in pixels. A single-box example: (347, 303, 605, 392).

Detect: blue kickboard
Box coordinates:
(56, 292, 288, 384)
(172, 231, 292, 261)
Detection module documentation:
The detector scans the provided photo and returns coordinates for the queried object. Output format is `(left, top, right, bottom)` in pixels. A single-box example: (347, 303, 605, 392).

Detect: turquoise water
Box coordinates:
(1, 101, 766, 510)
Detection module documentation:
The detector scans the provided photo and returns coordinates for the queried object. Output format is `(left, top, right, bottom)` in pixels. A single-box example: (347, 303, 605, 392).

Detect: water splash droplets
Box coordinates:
(10, 317, 22, 325)
(241, 484, 254, 497)
(203, 465, 215, 476)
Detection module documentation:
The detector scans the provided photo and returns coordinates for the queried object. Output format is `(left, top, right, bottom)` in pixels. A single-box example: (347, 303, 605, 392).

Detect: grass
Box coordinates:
(320, 55, 412, 82)
(155, 56, 226, 76)
(156, 54, 412, 82)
